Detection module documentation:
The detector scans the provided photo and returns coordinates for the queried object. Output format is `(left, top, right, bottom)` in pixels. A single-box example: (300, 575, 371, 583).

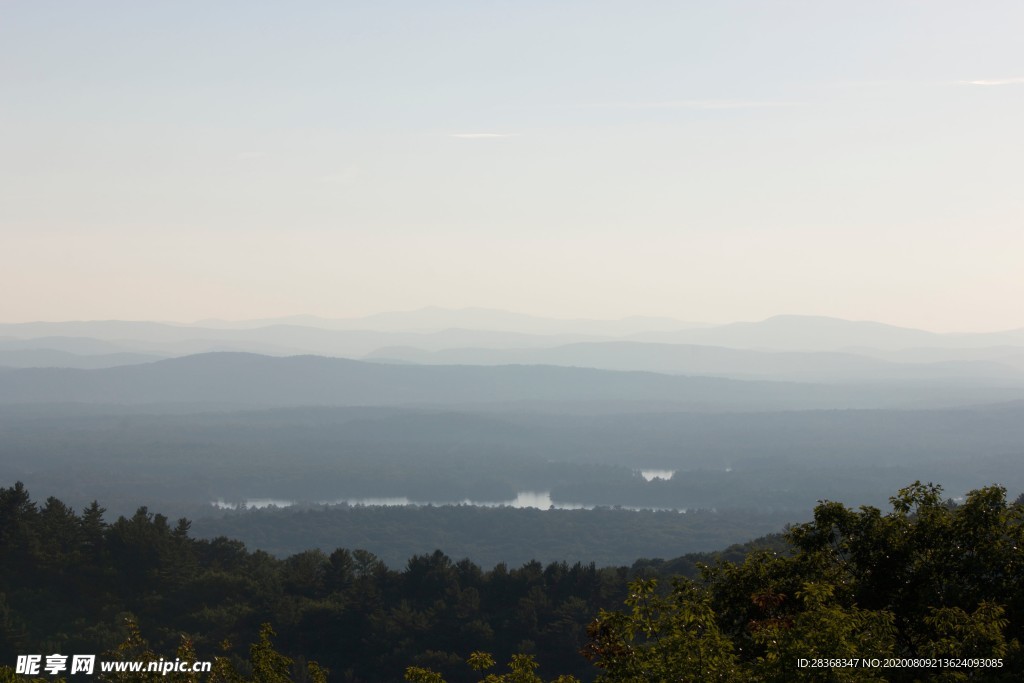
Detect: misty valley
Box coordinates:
(2, 312, 1024, 680)
(3, 314, 1024, 563)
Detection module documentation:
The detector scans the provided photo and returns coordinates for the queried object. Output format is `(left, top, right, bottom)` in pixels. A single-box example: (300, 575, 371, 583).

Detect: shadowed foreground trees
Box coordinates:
(406, 483, 1023, 682)
(1, 482, 1022, 681)
(0, 482, 633, 681)
(0, 620, 326, 683)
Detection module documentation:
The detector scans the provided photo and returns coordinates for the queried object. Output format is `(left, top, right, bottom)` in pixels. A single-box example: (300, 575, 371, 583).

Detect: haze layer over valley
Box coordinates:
(3, 309, 1022, 566)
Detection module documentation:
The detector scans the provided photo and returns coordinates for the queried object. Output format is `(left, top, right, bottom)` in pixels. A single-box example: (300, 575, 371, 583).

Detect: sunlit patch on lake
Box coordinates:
(212, 498, 295, 509)
(638, 469, 675, 481)
(212, 490, 686, 512)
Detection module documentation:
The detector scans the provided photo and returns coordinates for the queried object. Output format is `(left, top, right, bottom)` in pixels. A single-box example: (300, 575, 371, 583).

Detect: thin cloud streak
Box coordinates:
(449, 133, 518, 139)
(958, 77, 1024, 86)
(582, 100, 801, 110)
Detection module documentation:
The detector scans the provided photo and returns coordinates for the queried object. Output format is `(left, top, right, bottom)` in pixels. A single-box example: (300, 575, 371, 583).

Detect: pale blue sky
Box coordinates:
(2, 1, 1022, 330)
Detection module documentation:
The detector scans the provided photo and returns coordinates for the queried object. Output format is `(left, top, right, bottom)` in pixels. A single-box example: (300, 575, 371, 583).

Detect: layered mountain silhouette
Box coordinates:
(1, 352, 1023, 411)
(365, 341, 1024, 383)
(1, 313, 1022, 389)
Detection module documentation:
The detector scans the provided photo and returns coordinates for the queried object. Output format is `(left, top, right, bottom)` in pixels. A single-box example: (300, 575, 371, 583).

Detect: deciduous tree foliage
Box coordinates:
(577, 482, 1022, 681)
(0, 483, 634, 681)
(407, 483, 1022, 682)
(2, 482, 1022, 681)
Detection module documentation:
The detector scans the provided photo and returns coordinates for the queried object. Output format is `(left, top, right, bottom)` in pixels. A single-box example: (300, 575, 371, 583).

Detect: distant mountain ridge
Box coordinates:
(365, 341, 1024, 384)
(630, 315, 1024, 351)
(1, 352, 1023, 412)
(1, 314, 1023, 378)
(0, 349, 163, 369)
(4, 312, 1022, 351)
(191, 307, 702, 336)
(0, 321, 610, 357)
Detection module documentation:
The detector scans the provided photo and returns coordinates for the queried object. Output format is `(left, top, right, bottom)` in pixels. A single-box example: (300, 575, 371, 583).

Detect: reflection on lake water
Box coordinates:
(212, 498, 295, 509)
(213, 490, 686, 513)
(638, 469, 676, 481)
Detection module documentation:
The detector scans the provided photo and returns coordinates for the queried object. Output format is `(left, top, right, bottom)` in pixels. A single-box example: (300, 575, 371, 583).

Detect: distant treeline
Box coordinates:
(4, 483, 1023, 682)
(4, 404, 1024, 522)
(191, 504, 796, 568)
(0, 483, 779, 682)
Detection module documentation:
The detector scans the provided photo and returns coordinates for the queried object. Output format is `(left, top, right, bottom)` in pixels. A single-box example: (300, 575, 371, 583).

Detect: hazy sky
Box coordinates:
(2, 1, 1022, 331)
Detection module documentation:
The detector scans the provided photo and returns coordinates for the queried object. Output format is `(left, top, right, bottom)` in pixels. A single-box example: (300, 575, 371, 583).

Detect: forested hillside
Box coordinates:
(190, 505, 796, 568)
(2, 482, 1021, 681)
(6, 403, 1024, 525)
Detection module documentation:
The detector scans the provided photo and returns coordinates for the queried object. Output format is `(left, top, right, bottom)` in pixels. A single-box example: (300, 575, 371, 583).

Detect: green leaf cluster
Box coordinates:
(579, 482, 1023, 681)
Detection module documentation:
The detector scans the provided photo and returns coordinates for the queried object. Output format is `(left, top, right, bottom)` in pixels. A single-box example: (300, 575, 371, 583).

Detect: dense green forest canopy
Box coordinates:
(5, 403, 1024, 522)
(191, 504, 795, 569)
(2, 482, 1022, 681)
